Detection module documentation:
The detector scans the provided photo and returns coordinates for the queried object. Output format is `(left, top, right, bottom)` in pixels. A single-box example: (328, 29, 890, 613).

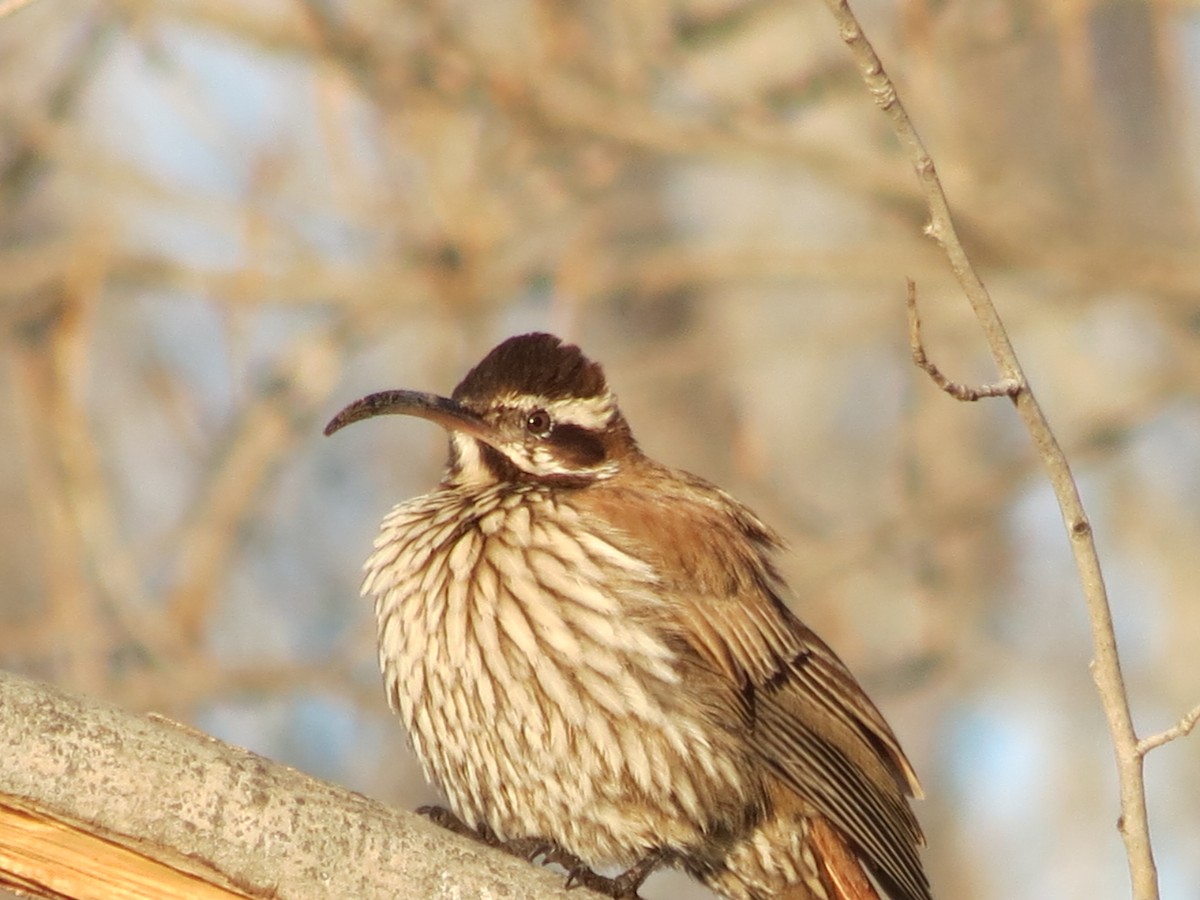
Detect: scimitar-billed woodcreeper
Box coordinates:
(325, 333, 930, 900)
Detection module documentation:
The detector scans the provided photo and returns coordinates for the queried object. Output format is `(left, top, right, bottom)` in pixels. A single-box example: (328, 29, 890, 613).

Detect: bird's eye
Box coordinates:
(525, 409, 552, 437)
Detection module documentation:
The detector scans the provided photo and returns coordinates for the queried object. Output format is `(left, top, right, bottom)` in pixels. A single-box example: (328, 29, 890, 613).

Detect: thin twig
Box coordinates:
(820, 3, 1165, 898)
(1137, 703, 1200, 757)
(905, 280, 1021, 401)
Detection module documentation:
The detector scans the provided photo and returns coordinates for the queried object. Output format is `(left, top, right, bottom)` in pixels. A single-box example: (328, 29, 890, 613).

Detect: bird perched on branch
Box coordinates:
(325, 333, 930, 900)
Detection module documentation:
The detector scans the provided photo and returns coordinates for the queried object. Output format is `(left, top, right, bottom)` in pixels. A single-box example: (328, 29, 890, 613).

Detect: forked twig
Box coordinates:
(905, 280, 1021, 402)
(1136, 703, 1200, 757)
(821, 3, 1195, 899)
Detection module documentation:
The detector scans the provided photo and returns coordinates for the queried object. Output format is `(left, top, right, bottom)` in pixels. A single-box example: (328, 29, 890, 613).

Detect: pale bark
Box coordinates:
(0, 671, 601, 900)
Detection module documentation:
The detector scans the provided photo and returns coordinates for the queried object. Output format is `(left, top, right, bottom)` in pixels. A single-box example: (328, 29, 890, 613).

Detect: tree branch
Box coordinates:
(0, 670, 604, 900)
(1136, 703, 1200, 757)
(819, 3, 1195, 899)
(905, 279, 1021, 402)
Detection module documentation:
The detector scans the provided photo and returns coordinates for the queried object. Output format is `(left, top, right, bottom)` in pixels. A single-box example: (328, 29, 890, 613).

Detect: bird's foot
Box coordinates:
(610, 849, 671, 898)
(417, 806, 666, 898)
(557, 847, 669, 899)
(417, 806, 557, 863)
(416, 805, 487, 841)
(498, 836, 559, 862)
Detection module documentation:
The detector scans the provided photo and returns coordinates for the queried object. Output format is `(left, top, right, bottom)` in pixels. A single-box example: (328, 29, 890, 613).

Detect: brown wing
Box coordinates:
(589, 464, 930, 900)
(754, 631, 928, 900)
(681, 574, 928, 900)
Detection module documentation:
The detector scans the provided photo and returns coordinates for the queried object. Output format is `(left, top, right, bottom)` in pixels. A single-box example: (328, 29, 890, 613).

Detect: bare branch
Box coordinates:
(906, 279, 1022, 402)
(0, 671, 603, 900)
(822, 2, 1160, 898)
(1137, 703, 1200, 757)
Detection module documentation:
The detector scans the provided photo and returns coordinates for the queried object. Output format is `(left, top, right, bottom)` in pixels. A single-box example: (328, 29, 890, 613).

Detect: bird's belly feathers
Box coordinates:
(363, 487, 755, 863)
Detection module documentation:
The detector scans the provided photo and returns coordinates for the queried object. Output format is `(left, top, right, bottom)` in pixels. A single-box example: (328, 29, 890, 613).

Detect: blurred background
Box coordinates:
(2, 0, 1199, 897)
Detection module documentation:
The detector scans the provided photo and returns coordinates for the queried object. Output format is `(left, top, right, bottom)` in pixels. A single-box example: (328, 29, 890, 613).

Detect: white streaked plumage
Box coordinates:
(365, 483, 749, 863)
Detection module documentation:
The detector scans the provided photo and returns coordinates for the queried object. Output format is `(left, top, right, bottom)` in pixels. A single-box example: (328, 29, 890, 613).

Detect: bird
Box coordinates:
(324, 332, 930, 900)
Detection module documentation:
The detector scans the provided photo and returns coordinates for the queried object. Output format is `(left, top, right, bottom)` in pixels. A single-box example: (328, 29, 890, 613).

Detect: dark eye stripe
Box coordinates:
(548, 423, 606, 467)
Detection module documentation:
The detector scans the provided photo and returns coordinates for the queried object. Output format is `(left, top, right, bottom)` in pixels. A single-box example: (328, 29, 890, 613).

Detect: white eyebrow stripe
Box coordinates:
(545, 394, 616, 430)
(494, 391, 618, 431)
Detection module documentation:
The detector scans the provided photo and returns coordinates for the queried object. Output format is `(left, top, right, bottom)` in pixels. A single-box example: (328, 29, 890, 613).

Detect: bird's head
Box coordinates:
(324, 333, 638, 486)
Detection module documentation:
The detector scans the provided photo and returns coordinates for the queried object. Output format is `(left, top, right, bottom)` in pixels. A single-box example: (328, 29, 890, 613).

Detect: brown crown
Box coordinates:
(452, 333, 609, 406)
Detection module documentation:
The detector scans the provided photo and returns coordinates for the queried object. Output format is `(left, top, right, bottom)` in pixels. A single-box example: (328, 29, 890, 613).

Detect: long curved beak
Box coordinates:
(323, 390, 495, 443)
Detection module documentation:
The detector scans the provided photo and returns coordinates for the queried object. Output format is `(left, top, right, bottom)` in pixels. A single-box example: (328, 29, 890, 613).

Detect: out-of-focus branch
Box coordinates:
(0, 670, 603, 900)
(0, 13, 114, 209)
(820, 3, 1194, 900)
(0, 0, 40, 20)
(164, 330, 345, 645)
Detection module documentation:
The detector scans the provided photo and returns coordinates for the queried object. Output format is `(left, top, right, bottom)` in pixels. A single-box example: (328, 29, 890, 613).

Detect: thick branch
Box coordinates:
(820, 3, 1166, 898)
(0, 670, 602, 900)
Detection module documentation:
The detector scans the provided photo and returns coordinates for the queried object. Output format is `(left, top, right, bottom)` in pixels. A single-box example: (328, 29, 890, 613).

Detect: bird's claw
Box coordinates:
(556, 848, 668, 898)
(417, 806, 664, 899)
(416, 805, 480, 839)
(498, 836, 557, 862)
